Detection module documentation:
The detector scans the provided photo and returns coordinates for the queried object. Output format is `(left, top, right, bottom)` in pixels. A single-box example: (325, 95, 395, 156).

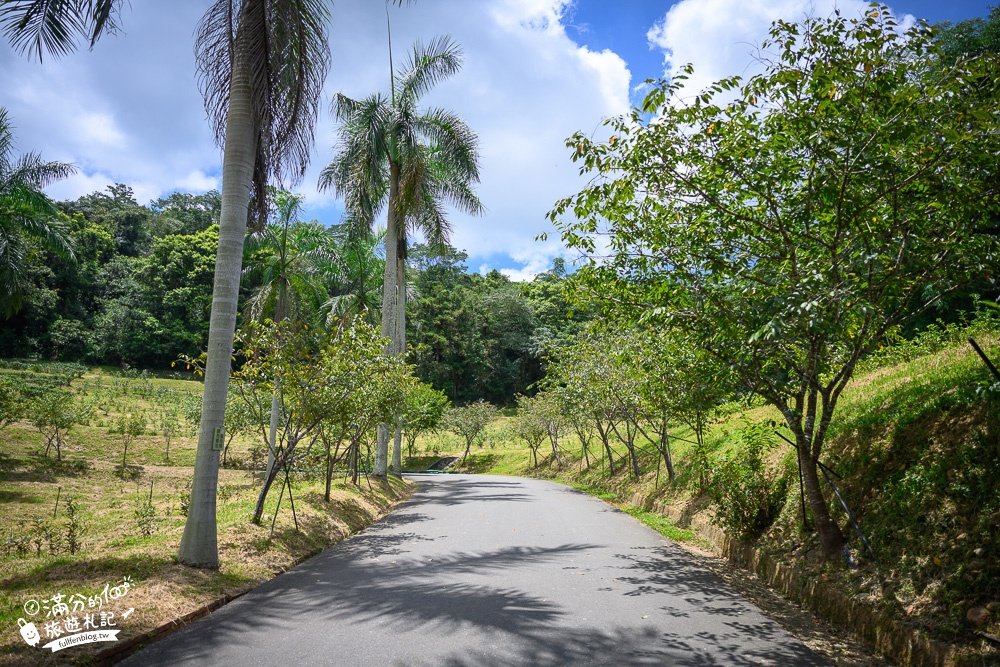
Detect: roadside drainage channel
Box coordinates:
(423, 456, 460, 471)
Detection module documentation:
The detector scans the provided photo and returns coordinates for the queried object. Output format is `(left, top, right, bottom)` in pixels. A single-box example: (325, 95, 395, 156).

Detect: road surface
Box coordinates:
(122, 474, 825, 666)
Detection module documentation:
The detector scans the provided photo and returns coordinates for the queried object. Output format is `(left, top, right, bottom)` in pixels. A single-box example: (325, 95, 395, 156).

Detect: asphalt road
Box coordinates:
(122, 474, 826, 666)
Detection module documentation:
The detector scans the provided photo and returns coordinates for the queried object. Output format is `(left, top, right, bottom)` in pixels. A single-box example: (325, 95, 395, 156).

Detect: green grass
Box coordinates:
(0, 363, 414, 666)
(558, 480, 705, 546)
(619, 505, 703, 545)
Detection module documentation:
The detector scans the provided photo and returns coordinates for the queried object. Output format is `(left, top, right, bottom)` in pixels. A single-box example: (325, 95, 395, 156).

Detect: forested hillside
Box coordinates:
(0, 186, 587, 405)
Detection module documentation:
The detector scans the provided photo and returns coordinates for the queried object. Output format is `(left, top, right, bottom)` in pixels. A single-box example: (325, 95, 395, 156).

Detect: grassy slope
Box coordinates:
(0, 366, 411, 666)
(435, 328, 1000, 653)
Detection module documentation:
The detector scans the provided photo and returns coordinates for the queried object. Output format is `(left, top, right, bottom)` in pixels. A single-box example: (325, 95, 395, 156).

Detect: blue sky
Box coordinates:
(1, 0, 994, 280)
(567, 1, 991, 98)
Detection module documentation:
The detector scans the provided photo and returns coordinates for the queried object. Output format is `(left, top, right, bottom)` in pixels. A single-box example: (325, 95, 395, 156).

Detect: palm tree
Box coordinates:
(0, 0, 122, 62)
(319, 35, 484, 477)
(2, 0, 334, 568)
(243, 189, 331, 326)
(0, 107, 76, 318)
(322, 220, 386, 328)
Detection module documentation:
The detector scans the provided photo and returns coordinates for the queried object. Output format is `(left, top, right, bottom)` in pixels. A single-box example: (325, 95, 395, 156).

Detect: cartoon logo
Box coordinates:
(17, 578, 134, 653)
(18, 619, 40, 647)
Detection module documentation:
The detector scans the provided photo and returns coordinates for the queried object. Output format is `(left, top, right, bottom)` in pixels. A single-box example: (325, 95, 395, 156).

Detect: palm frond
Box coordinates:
(320, 93, 392, 226)
(415, 106, 481, 183)
(0, 107, 15, 174)
(414, 187, 450, 249)
(0, 225, 29, 318)
(396, 35, 462, 105)
(8, 151, 76, 188)
(0, 108, 76, 276)
(0, 0, 123, 62)
(195, 0, 331, 227)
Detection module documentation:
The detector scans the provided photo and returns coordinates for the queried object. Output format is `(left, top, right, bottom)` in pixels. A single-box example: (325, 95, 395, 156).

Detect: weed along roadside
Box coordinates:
(0, 363, 414, 666)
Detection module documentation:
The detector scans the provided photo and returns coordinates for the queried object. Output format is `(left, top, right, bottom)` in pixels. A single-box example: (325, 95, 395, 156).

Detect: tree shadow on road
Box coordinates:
(122, 542, 595, 665)
(123, 536, 824, 667)
(407, 477, 535, 507)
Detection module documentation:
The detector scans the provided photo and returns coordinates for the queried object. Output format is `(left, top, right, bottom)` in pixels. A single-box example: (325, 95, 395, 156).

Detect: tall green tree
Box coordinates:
(149, 190, 221, 238)
(478, 276, 537, 404)
(935, 6, 1000, 61)
(319, 35, 483, 477)
(407, 246, 489, 402)
(0, 107, 75, 318)
(60, 184, 151, 256)
(137, 225, 219, 360)
(551, 6, 1000, 559)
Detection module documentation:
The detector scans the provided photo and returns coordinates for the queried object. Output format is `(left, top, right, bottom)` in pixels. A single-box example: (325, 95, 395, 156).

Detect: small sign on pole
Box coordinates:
(212, 427, 225, 451)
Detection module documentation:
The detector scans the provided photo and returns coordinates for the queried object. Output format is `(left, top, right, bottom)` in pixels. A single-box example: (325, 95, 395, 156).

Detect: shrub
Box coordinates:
(2, 521, 30, 558)
(64, 496, 84, 554)
(133, 497, 158, 537)
(709, 423, 788, 540)
(179, 482, 191, 517)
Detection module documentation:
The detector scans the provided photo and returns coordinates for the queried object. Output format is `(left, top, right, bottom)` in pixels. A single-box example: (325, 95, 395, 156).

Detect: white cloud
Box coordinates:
(489, 0, 574, 33)
(306, 0, 635, 280)
(43, 171, 115, 202)
(576, 47, 631, 115)
(0, 0, 934, 281)
(175, 170, 220, 193)
(74, 112, 127, 150)
(647, 0, 916, 99)
(43, 170, 160, 207)
(499, 238, 565, 282)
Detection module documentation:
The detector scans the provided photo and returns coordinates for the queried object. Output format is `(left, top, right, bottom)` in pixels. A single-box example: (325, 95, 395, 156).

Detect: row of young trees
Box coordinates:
(548, 7, 1000, 559)
(514, 327, 729, 481)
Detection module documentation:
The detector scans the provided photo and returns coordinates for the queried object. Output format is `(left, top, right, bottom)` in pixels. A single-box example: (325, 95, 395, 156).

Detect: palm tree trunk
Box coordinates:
(177, 45, 256, 569)
(374, 161, 401, 478)
(390, 235, 406, 476)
